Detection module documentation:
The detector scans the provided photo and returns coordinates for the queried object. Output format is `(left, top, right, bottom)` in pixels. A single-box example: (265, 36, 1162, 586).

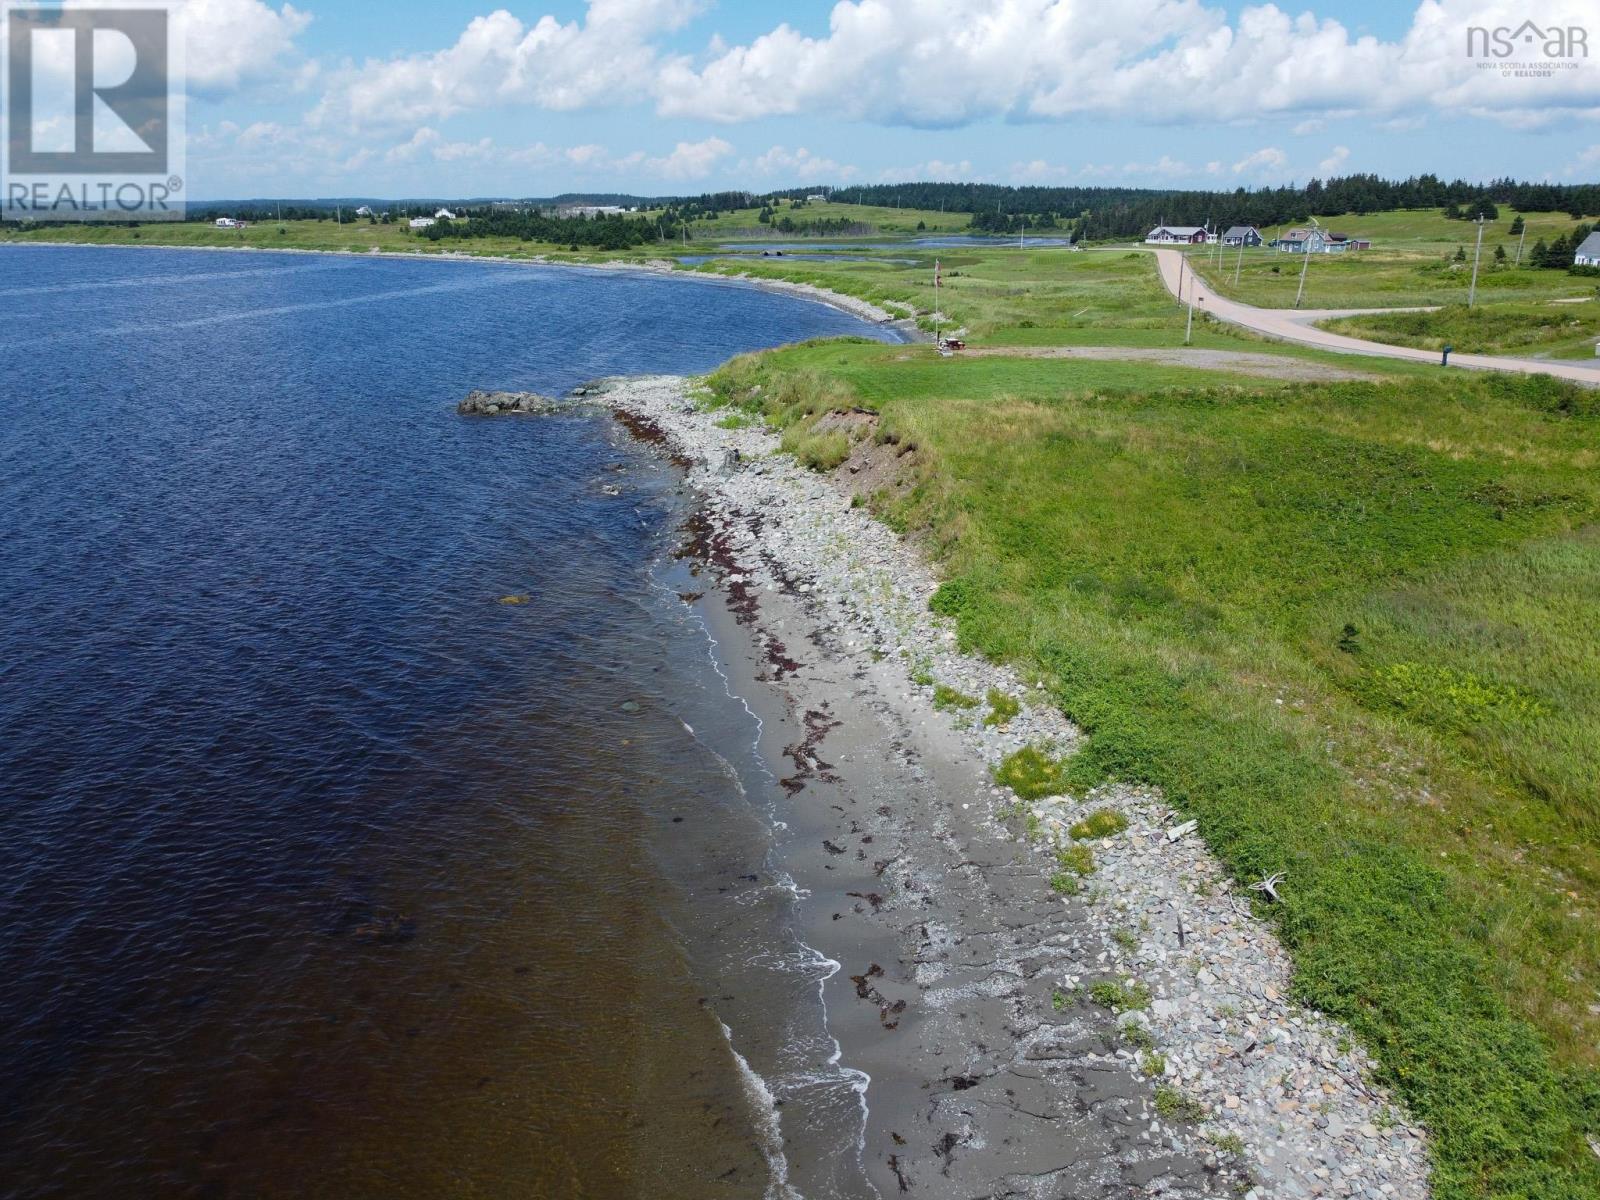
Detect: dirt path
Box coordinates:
(1151, 248, 1600, 385)
(955, 344, 1380, 381)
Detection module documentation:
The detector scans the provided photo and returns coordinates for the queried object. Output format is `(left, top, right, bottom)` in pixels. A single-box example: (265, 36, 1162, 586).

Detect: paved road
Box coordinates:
(1151, 248, 1600, 385)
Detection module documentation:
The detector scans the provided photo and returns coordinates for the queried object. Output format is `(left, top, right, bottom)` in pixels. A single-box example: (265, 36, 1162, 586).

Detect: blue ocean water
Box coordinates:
(0, 246, 897, 1199)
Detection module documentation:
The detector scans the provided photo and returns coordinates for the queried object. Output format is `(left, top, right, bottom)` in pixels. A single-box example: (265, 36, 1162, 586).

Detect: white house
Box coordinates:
(1574, 232, 1600, 266)
(354, 205, 373, 217)
(434, 208, 458, 221)
(214, 217, 243, 229)
(805, 193, 827, 202)
(1145, 226, 1209, 245)
(409, 217, 436, 230)
(1221, 225, 1263, 247)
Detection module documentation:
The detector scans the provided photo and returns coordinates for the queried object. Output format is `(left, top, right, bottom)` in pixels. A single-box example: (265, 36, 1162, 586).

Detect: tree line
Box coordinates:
(414, 208, 672, 250)
(826, 175, 1600, 241)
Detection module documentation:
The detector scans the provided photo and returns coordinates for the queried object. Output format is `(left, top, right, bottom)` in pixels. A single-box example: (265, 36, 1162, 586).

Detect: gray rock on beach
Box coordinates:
(457, 389, 559, 415)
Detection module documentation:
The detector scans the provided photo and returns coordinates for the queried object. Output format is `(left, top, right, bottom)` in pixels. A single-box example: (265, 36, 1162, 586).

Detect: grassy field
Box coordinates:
(1285, 207, 1594, 252)
(0, 217, 674, 261)
(1183, 242, 1597, 309)
(691, 245, 1444, 379)
(640, 197, 969, 237)
(694, 246, 1600, 1196)
(1320, 301, 1600, 358)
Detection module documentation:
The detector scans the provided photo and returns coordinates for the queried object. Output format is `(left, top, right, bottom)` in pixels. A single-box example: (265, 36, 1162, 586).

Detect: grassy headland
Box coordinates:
(694, 245, 1600, 1198)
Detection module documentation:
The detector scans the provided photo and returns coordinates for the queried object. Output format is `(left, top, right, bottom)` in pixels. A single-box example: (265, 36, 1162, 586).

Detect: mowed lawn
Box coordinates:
(706, 338, 1600, 1200)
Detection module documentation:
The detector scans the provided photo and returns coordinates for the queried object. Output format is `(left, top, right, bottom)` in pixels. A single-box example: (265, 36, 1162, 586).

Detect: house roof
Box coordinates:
(1575, 232, 1600, 258)
(1223, 225, 1259, 237)
(1279, 227, 1322, 240)
(1150, 226, 1207, 236)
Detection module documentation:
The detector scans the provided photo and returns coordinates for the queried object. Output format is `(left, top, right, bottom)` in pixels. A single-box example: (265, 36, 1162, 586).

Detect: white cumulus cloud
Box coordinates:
(745, 145, 857, 181)
(177, 0, 312, 92)
(309, 0, 702, 129)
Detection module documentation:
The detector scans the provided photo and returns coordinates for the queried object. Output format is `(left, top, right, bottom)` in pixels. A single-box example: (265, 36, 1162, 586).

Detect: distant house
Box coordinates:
(1221, 225, 1263, 247)
(559, 204, 626, 217)
(354, 205, 374, 217)
(1324, 232, 1371, 253)
(805, 193, 827, 202)
(409, 217, 436, 230)
(1273, 227, 1327, 253)
(1574, 232, 1600, 266)
(434, 208, 458, 220)
(214, 217, 245, 229)
(1145, 226, 1209, 245)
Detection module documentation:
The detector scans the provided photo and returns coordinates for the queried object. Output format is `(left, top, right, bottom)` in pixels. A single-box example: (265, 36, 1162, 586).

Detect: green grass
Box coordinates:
(1187, 244, 1594, 310)
(983, 688, 1021, 726)
(933, 684, 980, 710)
(0, 217, 670, 263)
(1048, 871, 1082, 895)
(1273, 208, 1595, 253)
(709, 337, 1600, 1198)
(1056, 843, 1096, 876)
(1089, 979, 1153, 1012)
(1320, 302, 1600, 358)
(994, 746, 1070, 799)
(1070, 809, 1130, 840)
(641, 198, 968, 238)
(1155, 1085, 1208, 1122)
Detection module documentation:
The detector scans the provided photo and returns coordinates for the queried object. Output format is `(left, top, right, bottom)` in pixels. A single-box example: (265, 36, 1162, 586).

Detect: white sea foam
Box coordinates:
(718, 1019, 804, 1200)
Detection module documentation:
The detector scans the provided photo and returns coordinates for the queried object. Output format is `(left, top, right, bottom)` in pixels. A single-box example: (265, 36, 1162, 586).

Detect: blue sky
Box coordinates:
(174, 0, 1600, 198)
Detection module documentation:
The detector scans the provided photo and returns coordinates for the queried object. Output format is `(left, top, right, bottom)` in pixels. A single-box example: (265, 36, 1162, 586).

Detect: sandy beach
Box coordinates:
(600, 375, 1434, 1200)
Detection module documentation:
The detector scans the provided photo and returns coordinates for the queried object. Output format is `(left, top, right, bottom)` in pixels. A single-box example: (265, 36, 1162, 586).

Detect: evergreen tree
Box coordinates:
(1509, 214, 1525, 235)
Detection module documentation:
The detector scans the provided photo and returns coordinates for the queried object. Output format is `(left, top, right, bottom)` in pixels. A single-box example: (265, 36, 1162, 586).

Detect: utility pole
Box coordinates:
(1467, 214, 1486, 308)
(1234, 233, 1246, 286)
(1515, 222, 1527, 267)
(1293, 217, 1319, 308)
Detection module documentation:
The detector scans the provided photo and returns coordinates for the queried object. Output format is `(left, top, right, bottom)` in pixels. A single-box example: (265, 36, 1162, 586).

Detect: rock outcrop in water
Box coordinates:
(457, 389, 559, 415)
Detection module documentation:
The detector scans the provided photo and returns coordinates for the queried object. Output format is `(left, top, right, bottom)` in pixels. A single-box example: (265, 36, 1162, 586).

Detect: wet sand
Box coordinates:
(671, 441, 1240, 1198)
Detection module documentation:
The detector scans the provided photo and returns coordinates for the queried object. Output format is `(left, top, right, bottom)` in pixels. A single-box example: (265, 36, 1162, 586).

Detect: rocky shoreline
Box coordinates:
(596, 373, 1432, 1200)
